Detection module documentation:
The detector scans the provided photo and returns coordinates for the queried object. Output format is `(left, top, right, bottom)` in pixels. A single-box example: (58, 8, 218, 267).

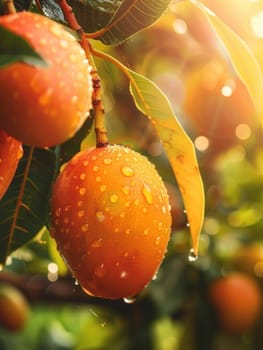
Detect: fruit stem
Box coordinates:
(2, 0, 16, 14)
(54, 0, 109, 148)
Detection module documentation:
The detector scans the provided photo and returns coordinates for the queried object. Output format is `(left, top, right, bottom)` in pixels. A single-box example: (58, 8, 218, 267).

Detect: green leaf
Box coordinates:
(37, 0, 116, 30)
(187, 0, 263, 114)
(0, 147, 56, 264)
(128, 68, 204, 255)
(14, 0, 32, 11)
(67, 0, 121, 33)
(94, 48, 204, 253)
(97, 0, 172, 45)
(45, 0, 171, 45)
(0, 0, 32, 13)
(0, 25, 48, 68)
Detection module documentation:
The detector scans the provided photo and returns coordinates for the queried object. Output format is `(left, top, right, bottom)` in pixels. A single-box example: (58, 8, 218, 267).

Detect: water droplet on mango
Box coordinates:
(134, 199, 139, 206)
(91, 238, 103, 248)
(122, 166, 134, 177)
(64, 217, 70, 224)
(81, 223, 89, 232)
(78, 210, 85, 218)
(121, 185, 130, 195)
(96, 211, 105, 222)
(155, 236, 161, 245)
(110, 194, 118, 203)
(142, 183, 153, 204)
(103, 158, 112, 165)
(55, 208, 61, 217)
(94, 264, 106, 278)
(144, 228, 149, 236)
(79, 187, 86, 196)
(120, 271, 127, 279)
(100, 185, 107, 192)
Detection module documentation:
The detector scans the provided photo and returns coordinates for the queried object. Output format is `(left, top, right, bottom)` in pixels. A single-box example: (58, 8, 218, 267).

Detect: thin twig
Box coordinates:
(2, 0, 16, 14)
(54, 0, 109, 147)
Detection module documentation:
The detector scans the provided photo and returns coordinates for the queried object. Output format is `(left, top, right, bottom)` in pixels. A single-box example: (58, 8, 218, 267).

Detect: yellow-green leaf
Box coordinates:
(93, 49, 205, 255)
(188, 0, 263, 114)
(128, 69, 204, 256)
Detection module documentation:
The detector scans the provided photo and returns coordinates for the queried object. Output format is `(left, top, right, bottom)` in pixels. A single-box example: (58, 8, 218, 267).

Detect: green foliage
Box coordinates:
(96, 0, 172, 45)
(67, 0, 122, 32)
(0, 147, 56, 263)
(128, 68, 204, 253)
(69, 0, 171, 44)
(0, 25, 48, 68)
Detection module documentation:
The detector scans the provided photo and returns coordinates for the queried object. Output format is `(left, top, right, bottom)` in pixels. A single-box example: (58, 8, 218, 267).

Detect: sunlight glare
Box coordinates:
(235, 123, 251, 140)
(221, 85, 233, 97)
(173, 19, 187, 34)
(195, 136, 210, 151)
(251, 11, 263, 38)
